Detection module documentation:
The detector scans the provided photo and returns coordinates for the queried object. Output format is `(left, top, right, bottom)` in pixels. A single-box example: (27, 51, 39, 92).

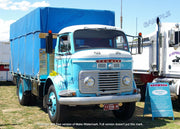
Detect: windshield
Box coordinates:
(74, 29, 129, 51)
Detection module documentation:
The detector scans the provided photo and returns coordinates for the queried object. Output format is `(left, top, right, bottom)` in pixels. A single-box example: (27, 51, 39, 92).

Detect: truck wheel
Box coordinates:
(17, 78, 30, 106)
(139, 85, 146, 101)
(113, 102, 135, 121)
(178, 95, 180, 105)
(47, 85, 65, 123)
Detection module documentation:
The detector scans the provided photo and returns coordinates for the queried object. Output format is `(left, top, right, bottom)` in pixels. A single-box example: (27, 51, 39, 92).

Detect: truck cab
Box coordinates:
(132, 18, 180, 102)
(45, 25, 141, 122)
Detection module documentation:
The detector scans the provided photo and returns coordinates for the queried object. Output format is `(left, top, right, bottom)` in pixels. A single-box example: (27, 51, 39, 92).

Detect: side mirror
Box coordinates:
(60, 41, 71, 52)
(46, 30, 53, 54)
(58, 35, 71, 53)
(138, 32, 143, 54)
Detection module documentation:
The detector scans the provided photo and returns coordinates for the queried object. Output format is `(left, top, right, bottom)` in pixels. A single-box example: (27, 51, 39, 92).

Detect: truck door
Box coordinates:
(57, 34, 71, 81)
(168, 31, 180, 74)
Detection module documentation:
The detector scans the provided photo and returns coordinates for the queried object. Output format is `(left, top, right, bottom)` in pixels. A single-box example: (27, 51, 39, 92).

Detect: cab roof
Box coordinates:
(59, 24, 122, 34)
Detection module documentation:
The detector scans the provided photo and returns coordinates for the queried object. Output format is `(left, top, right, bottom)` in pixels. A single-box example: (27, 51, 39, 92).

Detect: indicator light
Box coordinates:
(138, 32, 142, 37)
(48, 30, 52, 34)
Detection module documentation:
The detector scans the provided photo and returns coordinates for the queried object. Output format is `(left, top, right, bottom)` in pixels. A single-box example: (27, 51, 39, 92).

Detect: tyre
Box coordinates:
(47, 85, 65, 123)
(17, 78, 31, 106)
(139, 85, 146, 101)
(178, 95, 180, 105)
(113, 102, 135, 121)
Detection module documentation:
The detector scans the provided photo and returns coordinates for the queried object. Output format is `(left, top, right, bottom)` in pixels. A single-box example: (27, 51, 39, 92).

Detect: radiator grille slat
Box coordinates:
(98, 72, 120, 92)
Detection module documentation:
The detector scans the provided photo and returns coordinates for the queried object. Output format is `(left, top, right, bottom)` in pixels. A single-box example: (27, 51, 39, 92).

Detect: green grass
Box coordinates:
(0, 84, 180, 129)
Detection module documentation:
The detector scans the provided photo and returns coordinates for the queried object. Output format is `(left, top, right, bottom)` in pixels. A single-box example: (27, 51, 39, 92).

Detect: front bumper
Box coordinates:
(59, 93, 141, 106)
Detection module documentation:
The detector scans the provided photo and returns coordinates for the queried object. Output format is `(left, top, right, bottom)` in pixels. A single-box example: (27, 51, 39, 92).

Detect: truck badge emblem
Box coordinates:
(108, 64, 113, 69)
(94, 51, 101, 55)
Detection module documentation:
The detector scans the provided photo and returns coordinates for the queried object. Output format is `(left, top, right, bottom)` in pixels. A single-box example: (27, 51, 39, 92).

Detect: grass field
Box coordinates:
(1, 83, 180, 129)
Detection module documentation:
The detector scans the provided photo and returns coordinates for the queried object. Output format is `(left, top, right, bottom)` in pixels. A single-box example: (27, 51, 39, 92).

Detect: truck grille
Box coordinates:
(79, 70, 132, 94)
(98, 72, 120, 92)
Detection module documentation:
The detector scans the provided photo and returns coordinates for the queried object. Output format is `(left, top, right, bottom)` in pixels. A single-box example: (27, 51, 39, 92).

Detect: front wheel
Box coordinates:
(113, 102, 135, 121)
(47, 85, 65, 123)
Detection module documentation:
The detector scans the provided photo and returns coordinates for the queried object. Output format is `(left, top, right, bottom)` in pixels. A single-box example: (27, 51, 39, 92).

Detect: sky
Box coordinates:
(0, 0, 179, 41)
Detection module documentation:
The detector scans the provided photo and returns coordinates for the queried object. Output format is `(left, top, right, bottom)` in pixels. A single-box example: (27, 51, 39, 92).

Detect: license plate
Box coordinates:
(104, 104, 119, 111)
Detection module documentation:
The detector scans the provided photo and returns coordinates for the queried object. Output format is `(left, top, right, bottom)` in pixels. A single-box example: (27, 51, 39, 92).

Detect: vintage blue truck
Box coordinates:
(10, 7, 141, 123)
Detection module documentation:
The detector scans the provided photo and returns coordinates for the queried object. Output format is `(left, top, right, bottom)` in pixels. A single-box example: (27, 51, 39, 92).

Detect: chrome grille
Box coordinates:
(79, 70, 132, 94)
(98, 71, 120, 92)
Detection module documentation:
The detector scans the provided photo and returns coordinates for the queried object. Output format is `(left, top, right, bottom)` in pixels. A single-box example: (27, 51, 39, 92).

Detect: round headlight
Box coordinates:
(84, 77, 95, 87)
(122, 76, 131, 86)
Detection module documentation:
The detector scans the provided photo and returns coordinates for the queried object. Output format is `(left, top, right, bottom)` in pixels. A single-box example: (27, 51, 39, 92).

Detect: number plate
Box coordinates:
(104, 104, 119, 111)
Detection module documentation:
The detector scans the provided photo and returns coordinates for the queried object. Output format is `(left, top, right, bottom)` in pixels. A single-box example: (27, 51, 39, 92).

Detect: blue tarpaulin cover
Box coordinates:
(10, 7, 115, 78)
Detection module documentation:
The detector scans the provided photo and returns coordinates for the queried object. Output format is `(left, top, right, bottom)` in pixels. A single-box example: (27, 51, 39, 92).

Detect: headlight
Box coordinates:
(122, 76, 131, 86)
(84, 77, 95, 87)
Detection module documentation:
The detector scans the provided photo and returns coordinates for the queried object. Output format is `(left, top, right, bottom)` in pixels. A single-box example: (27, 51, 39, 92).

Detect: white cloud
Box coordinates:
(0, 19, 15, 41)
(0, 0, 49, 11)
(31, 1, 50, 8)
(0, 0, 12, 10)
(12, 1, 31, 11)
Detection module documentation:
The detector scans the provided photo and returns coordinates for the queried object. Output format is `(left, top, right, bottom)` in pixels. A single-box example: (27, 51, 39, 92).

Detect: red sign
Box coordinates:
(96, 59, 121, 63)
(0, 65, 9, 71)
(150, 84, 168, 87)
